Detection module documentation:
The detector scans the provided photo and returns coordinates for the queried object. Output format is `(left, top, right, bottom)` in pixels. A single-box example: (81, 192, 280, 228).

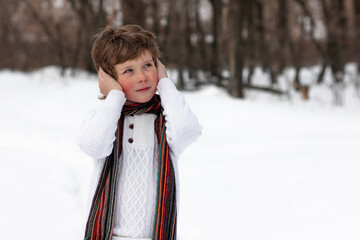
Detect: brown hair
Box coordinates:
(91, 25, 161, 79)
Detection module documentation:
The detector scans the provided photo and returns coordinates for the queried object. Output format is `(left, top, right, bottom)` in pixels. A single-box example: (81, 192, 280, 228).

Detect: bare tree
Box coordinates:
(0, 0, 20, 69)
(209, 0, 223, 85)
(66, 0, 108, 71)
(1, 0, 359, 104)
(227, 0, 246, 98)
(121, 0, 146, 27)
(22, 0, 70, 72)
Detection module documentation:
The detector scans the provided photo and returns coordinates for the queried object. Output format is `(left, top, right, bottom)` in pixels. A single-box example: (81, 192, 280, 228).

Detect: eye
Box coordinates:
(123, 68, 133, 74)
(144, 63, 152, 68)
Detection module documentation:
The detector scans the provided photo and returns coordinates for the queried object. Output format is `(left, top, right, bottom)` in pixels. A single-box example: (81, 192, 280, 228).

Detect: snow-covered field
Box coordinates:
(0, 66, 359, 240)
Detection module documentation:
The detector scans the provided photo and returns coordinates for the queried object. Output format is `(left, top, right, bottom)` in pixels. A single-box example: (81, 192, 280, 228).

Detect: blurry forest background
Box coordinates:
(1, 0, 360, 103)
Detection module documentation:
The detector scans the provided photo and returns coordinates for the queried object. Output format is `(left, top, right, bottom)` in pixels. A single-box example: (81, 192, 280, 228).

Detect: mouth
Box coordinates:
(136, 86, 151, 92)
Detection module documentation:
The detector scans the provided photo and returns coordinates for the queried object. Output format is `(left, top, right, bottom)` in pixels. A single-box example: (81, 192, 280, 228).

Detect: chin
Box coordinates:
(130, 95, 154, 103)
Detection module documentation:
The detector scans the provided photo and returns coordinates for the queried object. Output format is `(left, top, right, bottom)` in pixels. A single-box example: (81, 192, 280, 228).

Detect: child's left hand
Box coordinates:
(157, 59, 168, 80)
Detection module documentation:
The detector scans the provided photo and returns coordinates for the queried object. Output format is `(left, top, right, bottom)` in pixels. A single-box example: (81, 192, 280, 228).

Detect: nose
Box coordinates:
(137, 71, 147, 83)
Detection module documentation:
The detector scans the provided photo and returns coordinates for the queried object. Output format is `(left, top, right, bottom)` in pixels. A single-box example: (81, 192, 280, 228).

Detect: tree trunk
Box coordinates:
(121, 0, 146, 27)
(277, 0, 288, 72)
(150, 0, 160, 35)
(209, 0, 222, 85)
(227, 0, 244, 98)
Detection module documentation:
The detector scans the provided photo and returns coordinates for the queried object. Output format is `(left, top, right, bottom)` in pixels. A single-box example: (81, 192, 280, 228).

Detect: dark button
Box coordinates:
(128, 138, 134, 143)
(129, 124, 134, 129)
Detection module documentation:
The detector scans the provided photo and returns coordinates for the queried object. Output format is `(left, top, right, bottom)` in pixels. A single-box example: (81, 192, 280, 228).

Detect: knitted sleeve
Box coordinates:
(77, 90, 126, 159)
(157, 78, 203, 158)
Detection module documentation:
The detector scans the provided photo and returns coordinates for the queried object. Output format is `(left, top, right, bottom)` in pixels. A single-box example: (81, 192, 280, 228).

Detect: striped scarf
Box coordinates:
(84, 94, 177, 240)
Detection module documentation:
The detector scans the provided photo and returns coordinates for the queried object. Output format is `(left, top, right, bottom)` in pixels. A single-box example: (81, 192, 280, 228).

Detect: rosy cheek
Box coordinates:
(151, 72, 159, 83)
(121, 81, 133, 94)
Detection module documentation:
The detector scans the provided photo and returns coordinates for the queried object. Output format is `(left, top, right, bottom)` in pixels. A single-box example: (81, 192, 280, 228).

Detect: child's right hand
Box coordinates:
(98, 68, 123, 97)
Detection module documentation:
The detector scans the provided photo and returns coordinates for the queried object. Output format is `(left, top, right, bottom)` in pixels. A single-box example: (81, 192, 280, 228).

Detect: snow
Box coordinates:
(0, 66, 359, 240)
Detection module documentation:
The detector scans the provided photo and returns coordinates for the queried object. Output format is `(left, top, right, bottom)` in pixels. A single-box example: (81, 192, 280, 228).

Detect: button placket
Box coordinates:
(128, 122, 134, 144)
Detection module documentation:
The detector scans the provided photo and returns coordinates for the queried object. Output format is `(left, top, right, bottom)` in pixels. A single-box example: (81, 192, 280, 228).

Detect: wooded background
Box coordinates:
(1, 0, 359, 101)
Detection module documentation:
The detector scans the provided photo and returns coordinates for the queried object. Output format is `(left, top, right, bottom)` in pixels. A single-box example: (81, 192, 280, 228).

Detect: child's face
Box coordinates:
(114, 50, 158, 103)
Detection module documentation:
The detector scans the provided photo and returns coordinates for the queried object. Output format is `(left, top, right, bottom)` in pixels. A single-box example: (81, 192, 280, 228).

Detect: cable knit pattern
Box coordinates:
(113, 114, 158, 238)
(116, 146, 152, 237)
(77, 78, 202, 239)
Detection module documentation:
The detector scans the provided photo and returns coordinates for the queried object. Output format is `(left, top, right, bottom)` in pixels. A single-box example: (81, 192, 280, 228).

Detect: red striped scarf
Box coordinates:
(84, 94, 177, 240)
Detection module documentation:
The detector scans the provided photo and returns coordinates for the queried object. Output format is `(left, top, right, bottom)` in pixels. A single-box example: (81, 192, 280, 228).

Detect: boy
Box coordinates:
(77, 25, 202, 240)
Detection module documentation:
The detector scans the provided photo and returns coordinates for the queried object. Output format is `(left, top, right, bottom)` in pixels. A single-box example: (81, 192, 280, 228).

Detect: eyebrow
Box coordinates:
(119, 58, 153, 72)
(120, 65, 133, 71)
(142, 58, 153, 64)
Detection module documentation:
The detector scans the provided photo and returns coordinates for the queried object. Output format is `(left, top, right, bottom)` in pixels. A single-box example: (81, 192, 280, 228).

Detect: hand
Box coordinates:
(98, 68, 123, 97)
(157, 59, 168, 80)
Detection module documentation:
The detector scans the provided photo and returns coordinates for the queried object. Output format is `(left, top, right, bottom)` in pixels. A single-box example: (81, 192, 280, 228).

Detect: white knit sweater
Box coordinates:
(77, 78, 202, 240)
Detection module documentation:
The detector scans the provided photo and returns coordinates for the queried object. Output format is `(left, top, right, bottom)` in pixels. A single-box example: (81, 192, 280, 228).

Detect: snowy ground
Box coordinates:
(0, 66, 359, 240)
